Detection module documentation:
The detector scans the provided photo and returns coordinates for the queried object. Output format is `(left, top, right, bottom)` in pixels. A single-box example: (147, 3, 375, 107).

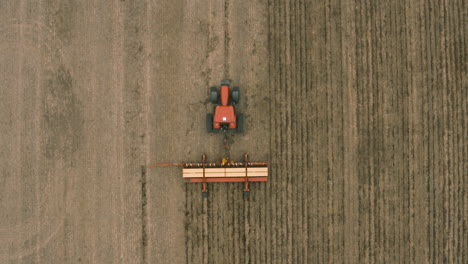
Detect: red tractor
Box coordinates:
(207, 80, 244, 133)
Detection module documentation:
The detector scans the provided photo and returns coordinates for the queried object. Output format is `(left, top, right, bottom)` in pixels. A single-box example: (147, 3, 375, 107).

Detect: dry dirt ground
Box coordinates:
(0, 0, 466, 263)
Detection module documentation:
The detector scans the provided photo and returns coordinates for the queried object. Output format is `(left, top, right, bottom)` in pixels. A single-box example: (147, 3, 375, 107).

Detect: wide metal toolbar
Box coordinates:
(147, 153, 268, 199)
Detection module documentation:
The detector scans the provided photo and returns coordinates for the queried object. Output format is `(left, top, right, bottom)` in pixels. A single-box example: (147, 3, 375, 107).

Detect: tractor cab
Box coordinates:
(207, 80, 244, 133)
(213, 85, 236, 129)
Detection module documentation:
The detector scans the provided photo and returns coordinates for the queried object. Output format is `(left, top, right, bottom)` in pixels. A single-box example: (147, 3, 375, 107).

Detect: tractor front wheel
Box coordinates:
(210, 87, 218, 104)
(231, 87, 240, 104)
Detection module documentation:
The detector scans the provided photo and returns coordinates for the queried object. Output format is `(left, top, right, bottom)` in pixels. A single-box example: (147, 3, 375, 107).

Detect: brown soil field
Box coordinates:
(0, 0, 466, 263)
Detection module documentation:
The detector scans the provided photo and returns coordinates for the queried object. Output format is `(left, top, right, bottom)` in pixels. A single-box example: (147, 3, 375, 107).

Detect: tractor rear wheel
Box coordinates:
(210, 87, 218, 104)
(206, 113, 214, 133)
(236, 114, 244, 133)
(231, 87, 240, 104)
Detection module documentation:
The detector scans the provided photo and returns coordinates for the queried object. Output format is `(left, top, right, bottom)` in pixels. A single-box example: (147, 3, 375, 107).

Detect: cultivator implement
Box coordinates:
(148, 153, 268, 199)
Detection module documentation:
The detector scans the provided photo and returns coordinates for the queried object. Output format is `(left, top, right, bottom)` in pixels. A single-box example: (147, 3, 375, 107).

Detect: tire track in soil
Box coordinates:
(288, 0, 296, 262)
(295, 1, 302, 262)
(302, 0, 313, 262)
(202, 198, 208, 264)
(373, 2, 383, 262)
(279, 0, 287, 262)
(291, 0, 298, 262)
(142, 1, 153, 262)
(453, 1, 467, 261)
(450, 2, 462, 259)
(304, 1, 317, 262)
(267, 0, 277, 262)
(273, 0, 280, 262)
(300, 0, 308, 261)
(88, 3, 99, 262)
(34, 2, 45, 261)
